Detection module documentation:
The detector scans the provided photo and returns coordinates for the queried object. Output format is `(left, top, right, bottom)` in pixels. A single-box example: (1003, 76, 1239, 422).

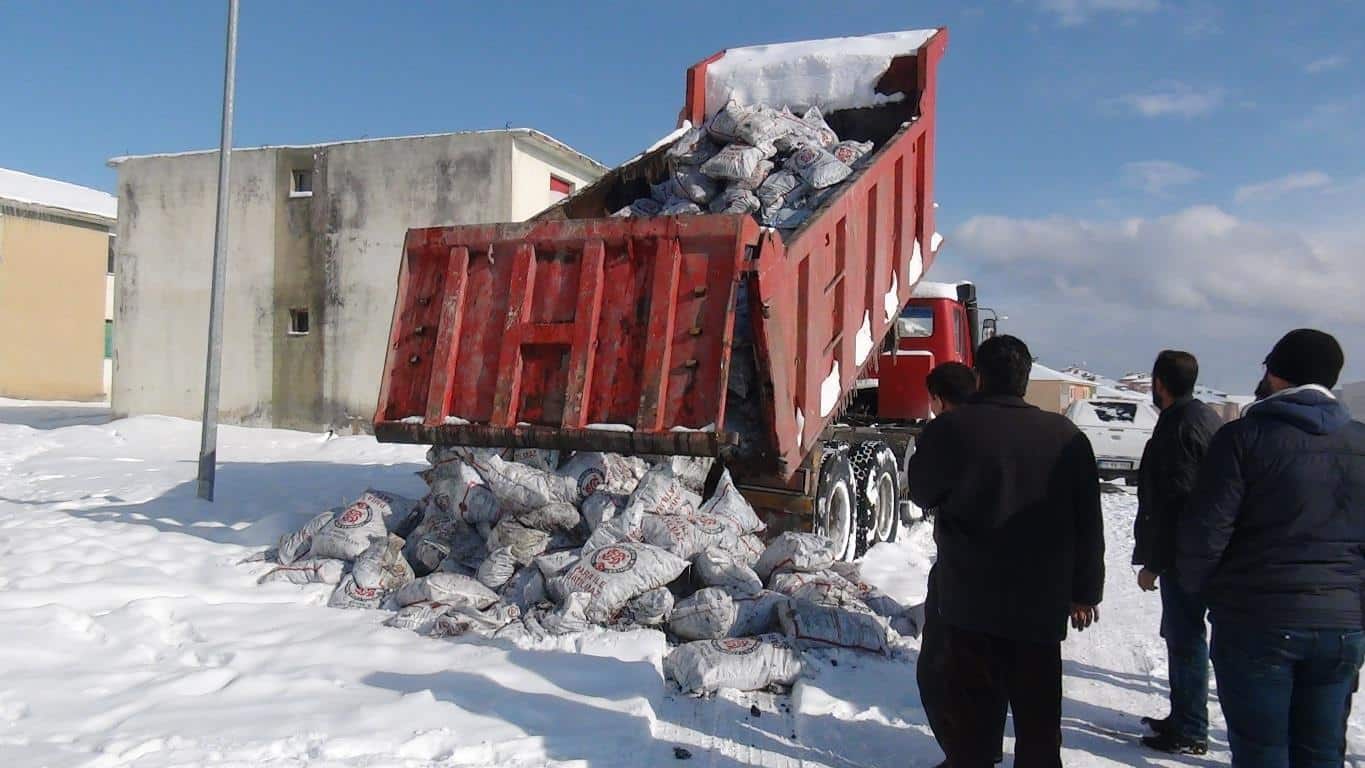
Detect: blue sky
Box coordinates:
(3, 1, 1362, 391)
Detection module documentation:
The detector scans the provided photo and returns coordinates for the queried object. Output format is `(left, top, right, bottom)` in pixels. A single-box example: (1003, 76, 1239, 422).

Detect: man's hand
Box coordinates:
(1137, 568, 1159, 592)
(1070, 604, 1099, 632)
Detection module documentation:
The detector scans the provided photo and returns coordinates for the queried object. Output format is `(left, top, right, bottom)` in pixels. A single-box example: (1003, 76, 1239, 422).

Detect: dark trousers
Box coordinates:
(1211, 617, 1365, 768)
(918, 579, 1060, 768)
(1159, 575, 1210, 740)
(919, 572, 1009, 765)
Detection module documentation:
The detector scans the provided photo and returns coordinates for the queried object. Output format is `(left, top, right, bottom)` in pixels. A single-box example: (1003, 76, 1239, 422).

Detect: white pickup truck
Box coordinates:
(1066, 398, 1158, 485)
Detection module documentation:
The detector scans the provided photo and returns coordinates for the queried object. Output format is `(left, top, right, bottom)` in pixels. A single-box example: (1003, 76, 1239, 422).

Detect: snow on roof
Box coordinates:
(108, 128, 607, 174)
(0, 167, 117, 222)
(1031, 363, 1096, 386)
(704, 29, 941, 118)
(910, 280, 968, 301)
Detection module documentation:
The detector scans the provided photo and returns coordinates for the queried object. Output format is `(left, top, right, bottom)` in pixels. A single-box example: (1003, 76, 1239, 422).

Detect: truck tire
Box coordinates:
(852, 441, 900, 555)
(814, 445, 860, 562)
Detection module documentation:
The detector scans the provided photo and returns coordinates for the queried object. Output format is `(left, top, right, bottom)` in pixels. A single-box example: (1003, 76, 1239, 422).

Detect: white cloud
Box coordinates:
(1037, 0, 1160, 25)
(1233, 171, 1331, 203)
(948, 205, 1365, 389)
(1304, 54, 1348, 74)
(1121, 160, 1202, 194)
(1115, 83, 1224, 118)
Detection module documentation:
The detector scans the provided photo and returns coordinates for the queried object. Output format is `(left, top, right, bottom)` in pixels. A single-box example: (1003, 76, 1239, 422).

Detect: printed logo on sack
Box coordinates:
(692, 515, 726, 535)
(577, 467, 606, 498)
(592, 545, 638, 574)
(345, 581, 379, 600)
(712, 637, 760, 655)
(793, 147, 818, 168)
(336, 503, 374, 529)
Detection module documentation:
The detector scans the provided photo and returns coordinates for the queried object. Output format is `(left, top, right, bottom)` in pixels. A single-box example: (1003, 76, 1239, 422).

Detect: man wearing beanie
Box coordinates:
(1178, 329, 1365, 766)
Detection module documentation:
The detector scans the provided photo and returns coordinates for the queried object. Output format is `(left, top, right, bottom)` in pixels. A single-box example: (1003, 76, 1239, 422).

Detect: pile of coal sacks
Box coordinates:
(613, 100, 875, 233)
(256, 447, 923, 695)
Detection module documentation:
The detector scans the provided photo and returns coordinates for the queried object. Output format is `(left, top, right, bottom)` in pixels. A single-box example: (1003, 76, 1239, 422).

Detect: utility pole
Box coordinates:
(197, 0, 240, 501)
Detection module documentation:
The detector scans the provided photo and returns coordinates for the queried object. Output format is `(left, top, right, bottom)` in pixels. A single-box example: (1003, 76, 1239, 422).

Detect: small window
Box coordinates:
(1090, 402, 1138, 423)
(896, 305, 934, 338)
(107, 236, 116, 275)
(288, 308, 310, 335)
(290, 169, 313, 197)
(549, 174, 574, 202)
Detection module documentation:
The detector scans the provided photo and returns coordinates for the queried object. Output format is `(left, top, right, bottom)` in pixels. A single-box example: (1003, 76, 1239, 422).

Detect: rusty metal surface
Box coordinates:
(375, 420, 734, 456)
(375, 216, 760, 448)
(747, 30, 949, 477)
(374, 31, 948, 485)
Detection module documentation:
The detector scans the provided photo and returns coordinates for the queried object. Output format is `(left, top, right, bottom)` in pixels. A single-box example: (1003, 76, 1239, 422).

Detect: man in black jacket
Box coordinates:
(909, 335, 1105, 768)
(1131, 350, 1225, 755)
(1179, 329, 1365, 767)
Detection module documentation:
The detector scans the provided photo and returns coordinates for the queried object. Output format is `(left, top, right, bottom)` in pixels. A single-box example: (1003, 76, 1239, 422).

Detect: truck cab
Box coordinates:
(855, 280, 985, 421)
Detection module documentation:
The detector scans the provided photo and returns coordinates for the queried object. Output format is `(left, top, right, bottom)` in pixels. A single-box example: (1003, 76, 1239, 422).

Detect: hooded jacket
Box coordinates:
(1177, 386, 1365, 629)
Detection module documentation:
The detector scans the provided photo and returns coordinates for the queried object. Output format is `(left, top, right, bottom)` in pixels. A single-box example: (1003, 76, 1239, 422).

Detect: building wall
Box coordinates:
(0, 209, 109, 400)
(1026, 380, 1095, 414)
(113, 150, 279, 423)
(271, 149, 325, 430)
(112, 132, 602, 431)
(509, 136, 598, 221)
(312, 133, 515, 430)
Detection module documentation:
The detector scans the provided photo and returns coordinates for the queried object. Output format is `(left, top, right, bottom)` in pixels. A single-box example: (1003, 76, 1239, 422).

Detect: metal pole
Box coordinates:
(197, 0, 240, 501)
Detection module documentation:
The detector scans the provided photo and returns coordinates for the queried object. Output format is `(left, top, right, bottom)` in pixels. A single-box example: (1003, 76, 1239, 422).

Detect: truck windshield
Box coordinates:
(897, 306, 934, 338)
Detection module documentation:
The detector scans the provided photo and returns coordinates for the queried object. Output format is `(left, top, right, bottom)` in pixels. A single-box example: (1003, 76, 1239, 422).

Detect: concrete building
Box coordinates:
(1027, 363, 1097, 414)
(109, 130, 604, 431)
(0, 167, 117, 401)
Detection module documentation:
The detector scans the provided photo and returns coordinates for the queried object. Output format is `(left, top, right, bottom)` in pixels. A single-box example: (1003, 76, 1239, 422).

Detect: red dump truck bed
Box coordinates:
(375, 29, 948, 480)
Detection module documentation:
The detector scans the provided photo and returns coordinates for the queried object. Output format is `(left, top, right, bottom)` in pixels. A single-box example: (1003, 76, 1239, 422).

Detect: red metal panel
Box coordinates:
(747, 29, 949, 475)
(424, 246, 470, 425)
(377, 29, 947, 480)
(562, 239, 605, 428)
(376, 217, 758, 454)
(636, 236, 681, 431)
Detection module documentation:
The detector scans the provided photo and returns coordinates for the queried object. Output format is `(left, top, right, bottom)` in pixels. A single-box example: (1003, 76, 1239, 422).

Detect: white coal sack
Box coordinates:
(755, 532, 836, 582)
(664, 635, 802, 695)
(548, 542, 689, 625)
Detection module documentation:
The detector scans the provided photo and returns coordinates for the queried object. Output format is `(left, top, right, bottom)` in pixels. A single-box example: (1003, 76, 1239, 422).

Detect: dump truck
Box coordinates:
(374, 28, 987, 561)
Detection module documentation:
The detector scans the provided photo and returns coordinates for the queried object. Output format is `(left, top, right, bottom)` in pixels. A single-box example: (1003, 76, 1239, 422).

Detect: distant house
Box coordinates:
(109, 130, 605, 431)
(1027, 363, 1097, 414)
(0, 167, 117, 401)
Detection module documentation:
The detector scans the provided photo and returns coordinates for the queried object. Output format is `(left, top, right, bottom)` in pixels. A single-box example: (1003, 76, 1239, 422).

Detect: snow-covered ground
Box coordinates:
(2, 399, 1363, 767)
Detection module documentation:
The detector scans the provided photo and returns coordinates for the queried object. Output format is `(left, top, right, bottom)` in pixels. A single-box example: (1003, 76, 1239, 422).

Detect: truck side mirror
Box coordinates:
(982, 318, 997, 340)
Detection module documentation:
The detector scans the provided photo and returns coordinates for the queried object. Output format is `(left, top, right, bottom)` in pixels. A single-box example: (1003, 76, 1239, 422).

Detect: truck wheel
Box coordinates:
(852, 441, 900, 554)
(815, 446, 860, 562)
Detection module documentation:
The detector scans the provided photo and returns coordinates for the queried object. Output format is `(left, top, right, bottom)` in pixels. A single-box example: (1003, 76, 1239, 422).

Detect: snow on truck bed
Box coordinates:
(705, 29, 939, 118)
(4, 400, 1365, 767)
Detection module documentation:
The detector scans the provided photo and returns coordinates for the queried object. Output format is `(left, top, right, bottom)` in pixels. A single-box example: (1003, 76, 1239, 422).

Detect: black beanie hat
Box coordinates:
(1264, 329, 1344, 389)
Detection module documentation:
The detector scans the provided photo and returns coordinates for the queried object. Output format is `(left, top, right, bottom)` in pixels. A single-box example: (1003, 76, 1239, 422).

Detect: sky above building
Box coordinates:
(2, 1, 1361, 391)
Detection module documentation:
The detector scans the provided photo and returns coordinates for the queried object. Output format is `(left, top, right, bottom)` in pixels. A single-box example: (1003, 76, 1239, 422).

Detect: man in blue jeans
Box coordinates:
(1132, 351, 1224, 754)
(1178, 329, 1365, 767)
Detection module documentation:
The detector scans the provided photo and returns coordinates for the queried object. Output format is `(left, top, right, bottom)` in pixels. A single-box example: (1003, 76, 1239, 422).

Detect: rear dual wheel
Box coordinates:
(814, 446, 860, 562)
(852, 441, 900, 557)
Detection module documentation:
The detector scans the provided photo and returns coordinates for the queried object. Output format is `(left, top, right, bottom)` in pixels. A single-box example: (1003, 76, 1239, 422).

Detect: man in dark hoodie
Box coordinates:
(909, 336, 1105, 768)
(1179, 329, 1365, 767)
(1132, 350, 1225, 755)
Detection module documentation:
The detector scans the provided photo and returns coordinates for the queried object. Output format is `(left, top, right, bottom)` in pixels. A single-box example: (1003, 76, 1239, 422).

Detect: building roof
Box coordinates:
(0, 166, 117, 223)
(107, 128, 608, 176)
(1031, 363, 1096, 387)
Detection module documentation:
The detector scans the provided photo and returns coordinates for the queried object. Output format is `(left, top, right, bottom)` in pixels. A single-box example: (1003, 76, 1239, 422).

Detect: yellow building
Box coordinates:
(0, 167, 117, 401)
(1026, 362, 1097, 414)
